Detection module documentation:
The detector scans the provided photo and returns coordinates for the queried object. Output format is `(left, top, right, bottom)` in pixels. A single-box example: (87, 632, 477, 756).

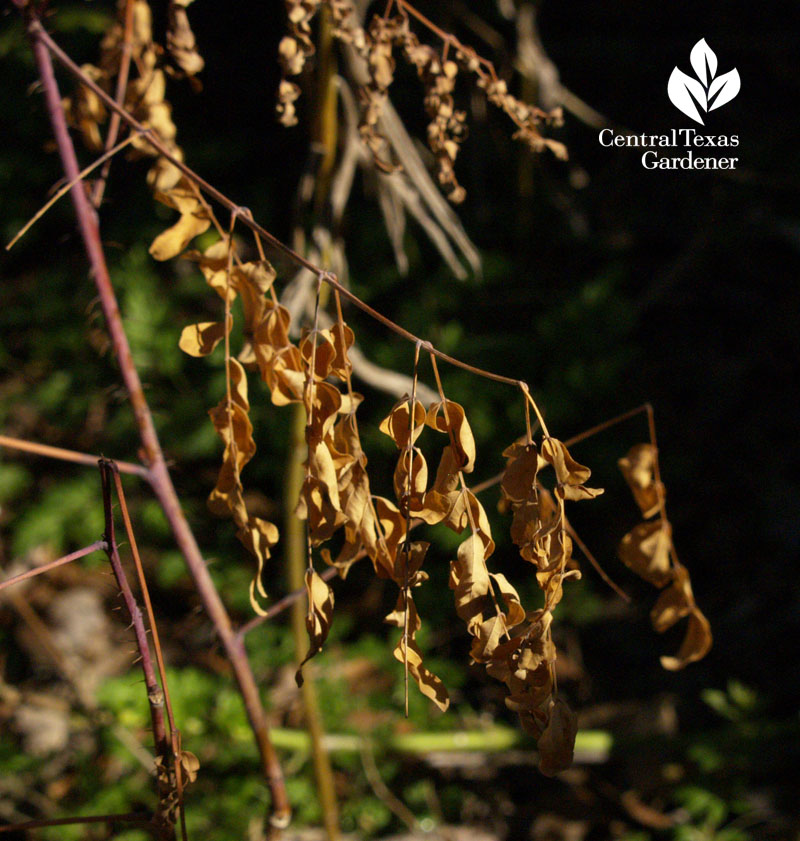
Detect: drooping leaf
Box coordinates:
(296, 570, 335, 686)
(393, 446, 428, 515)
(425, 400, 476, 472)
(660, 607, 712, 671)
(450, 532, 491, 632)
(650, 566, 693, 633)
(541, 437, 603, 501)
(379, 397, 426, 449)
(537, 698, 578, 777)
(501, 442, 539, 502)
(178, 319, 228, 357)
(618, 519, 673, 587)
(149, 177, 211, 260)
(392, 636, 449, 711)
(618, 443, 663, 518)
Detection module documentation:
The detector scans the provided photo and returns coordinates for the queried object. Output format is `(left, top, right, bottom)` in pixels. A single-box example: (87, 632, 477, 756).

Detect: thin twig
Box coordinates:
(99, 461, 173, 838)
(563, 404, 651, 449)
(6, 135, 136, 250)
(565, 520, 630, 603)
(0, 541, 107, 593)
(110, 466, 189, 841)
(0, 434, 149, 478)
(91, 0, 136, 207)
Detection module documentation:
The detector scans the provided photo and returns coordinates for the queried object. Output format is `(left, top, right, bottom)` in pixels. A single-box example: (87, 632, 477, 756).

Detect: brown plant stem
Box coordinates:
(99, 461, 173, 838)
(110, 466, 189, 841)
(0, 434, 149, 478)
(0, 540, 107, 593)
(18, 9, 290, 828)
(91, 0, 135, 207)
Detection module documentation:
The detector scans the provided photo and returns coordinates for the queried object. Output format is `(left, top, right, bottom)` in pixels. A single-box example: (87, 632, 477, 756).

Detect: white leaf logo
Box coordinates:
(668, 38, 740, 125)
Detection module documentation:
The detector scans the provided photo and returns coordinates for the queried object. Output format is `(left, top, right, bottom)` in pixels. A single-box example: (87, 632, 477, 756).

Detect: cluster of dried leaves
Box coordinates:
(277, 0, 566, 202)
(617, 444, 712, 670)
(61, 0, 711, 781)
(63, 0, 203, 195)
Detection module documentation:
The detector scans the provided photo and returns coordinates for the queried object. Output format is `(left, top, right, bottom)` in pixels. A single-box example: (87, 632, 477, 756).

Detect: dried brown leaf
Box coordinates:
(425, 400, 476, 472)
(296, 569, 335, 686)
(392, 637, 450, 711)
(660, 607, 712, 671)
(618, 519, 673, 587)
(538, 698, 578, 776)
(502, 442, 540, 502)
(650, 566, 693, 633)
(179, 319, 228, 357)
(379, 398, 426, 449)
(619, 443, 664, 518)
(541, 437, 603, 501)
(149, 178, 210, 261)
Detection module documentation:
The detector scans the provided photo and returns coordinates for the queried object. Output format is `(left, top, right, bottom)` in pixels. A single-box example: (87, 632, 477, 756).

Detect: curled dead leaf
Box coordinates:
(619, 443, 664, 518)
(178, 319, 229, 357)
(618, 519, 674, 588)
(650, 566, 694, 633)
(379, 397, 426, 449)
(179, 750, 200, 784)
(537, 698, 578, 776)
(425, 400, 476, 472)
(296, 569, 335, 686)
(660, 607, 712, 671)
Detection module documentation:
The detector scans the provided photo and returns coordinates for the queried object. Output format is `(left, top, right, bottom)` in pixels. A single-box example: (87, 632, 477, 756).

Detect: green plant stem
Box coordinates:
(286, 405, 341, 841)
(267, 726, 613, 758)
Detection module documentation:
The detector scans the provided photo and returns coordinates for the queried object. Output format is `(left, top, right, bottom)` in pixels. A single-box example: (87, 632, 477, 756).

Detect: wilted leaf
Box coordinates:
(296, 570, 335, 686)
(298, 442, 346, 545)
(490, 572, 526, 630)
(379, 397, 426, 449)
(650, 566, 693, 633)
(618, 443, 663, 518)
(417, 445, 460, 525)
(178, 319, 228, 357)
(425, 400, 476, 472)
(306, 381, 342, 444)
(179, 750, 200, 784)
(660, 607, 712, 671)
(393, 447, 428, 515)
(392, 637, 449, 711)
(167, 0, 204, 77)
(149, 178, 210, 260)
(502, 442, 539, 502)
(300, 328, 338, 381)
(469, 613, 508, 663)
(537, 698, 578, 776)
(618, 519, 673, 587)
(541, 438, 603, 501)
(450, 533, 491, 632)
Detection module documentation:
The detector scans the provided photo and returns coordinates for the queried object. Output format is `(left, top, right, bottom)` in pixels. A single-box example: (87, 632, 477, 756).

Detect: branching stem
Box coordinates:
(18, 8, 290, 828)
